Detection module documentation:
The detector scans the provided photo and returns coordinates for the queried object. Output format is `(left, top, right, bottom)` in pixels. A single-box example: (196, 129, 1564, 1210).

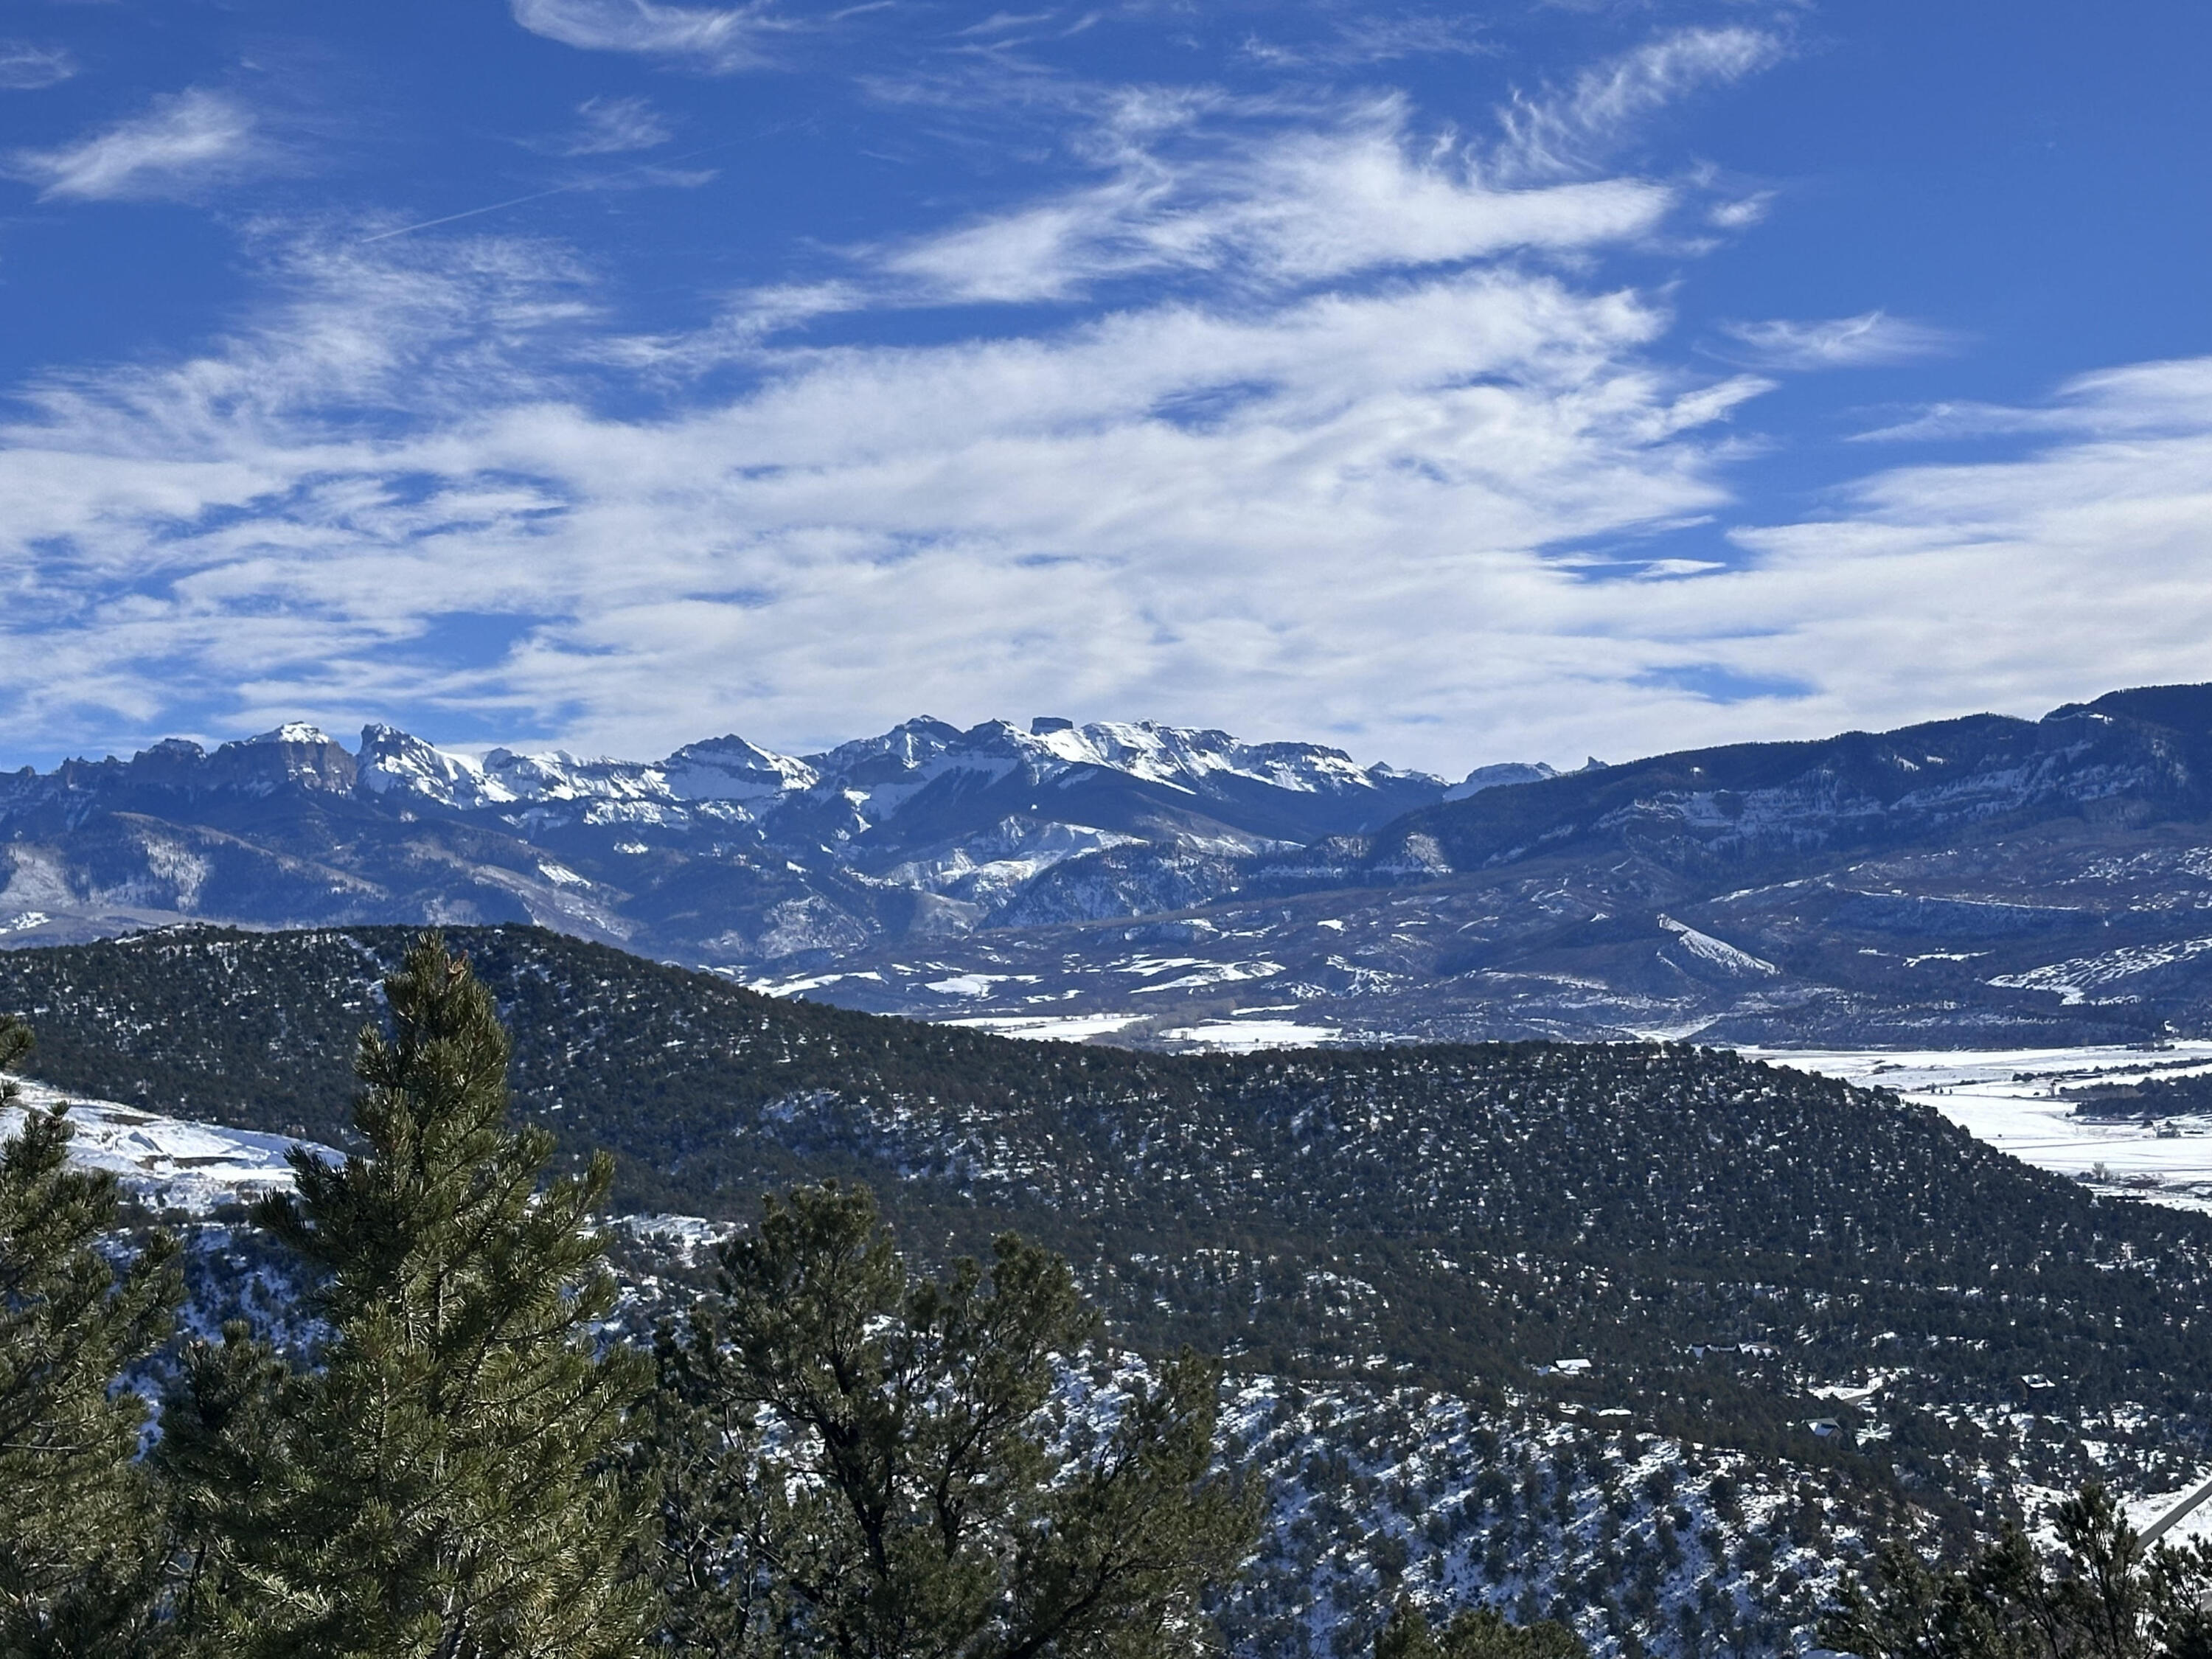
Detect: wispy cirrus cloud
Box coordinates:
(1715, 310, 1964, 371)
(1851, 358, 2212, 443)
(15, 32, 2205, 777)
(1242, 13, 1490, 69)
(26, 223, 2212, 774)
(7, 88, 264, 202)
(559, 94, 674, 153)
(0, 177, 1767, 764)
(1496, 25, 1789, 180)
(510, 0, 790, 72)
(0, 41, 77, 91)
(1711, 358, 2212, 736)
(874, 94, 1674, 305)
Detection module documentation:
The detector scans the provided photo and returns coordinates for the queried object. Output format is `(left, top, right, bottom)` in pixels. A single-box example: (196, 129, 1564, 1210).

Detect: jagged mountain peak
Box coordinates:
(357, 723, 508, 809)
(244, 721, 338, 747)
(662, 734, 819, 800)
(1, 709, 1482, 967)
(802, 714, 1444, 801)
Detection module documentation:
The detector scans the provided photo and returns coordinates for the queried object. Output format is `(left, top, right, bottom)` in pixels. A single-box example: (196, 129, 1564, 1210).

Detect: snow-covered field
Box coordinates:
(942, 1008, 1347, 1050)
(0, 1079, 335, 1213)
(1161, 1018, 1345, 1051)
(1758, 1043, 2212, 1214)
(939, 1010, 1148, 1041)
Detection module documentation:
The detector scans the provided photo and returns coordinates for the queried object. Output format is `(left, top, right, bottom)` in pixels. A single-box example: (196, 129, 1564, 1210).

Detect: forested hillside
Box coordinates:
(7, 924, 2212, 1537)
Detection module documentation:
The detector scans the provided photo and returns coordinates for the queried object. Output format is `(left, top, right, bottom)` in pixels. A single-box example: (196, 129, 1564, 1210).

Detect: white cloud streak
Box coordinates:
(7, 88, 261, 202)
(510, 0, 788, 72)
(1716, 310, 1964, 371)
(1243, 13, 1490, 69)
(0, 41, 77, 91)
(562, 94, 674, 153)
(879, 95, 1673, 304)
(1497, 25, 1788, 180)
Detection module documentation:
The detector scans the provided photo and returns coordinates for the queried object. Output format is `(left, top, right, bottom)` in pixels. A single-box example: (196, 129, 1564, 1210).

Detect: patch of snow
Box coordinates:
(1990, 936, 2212, 1004)
(246, 722, 333, 746)
(1443, 760, 1558, 801)
(2, 1081, 337, 1214)
(1163, 1018, 1340, 1051)
(940, 1012, 1147, 1041)
(925, 973, 1014, 997)
(660, 734, 817, 802)
(613, 1212, 737, 1262)
(355, 724, 517, 809)
(1764, 1044, 2212, 1214)
(1130, 961, 1285, 995)
(1658, 914, 1778, 975)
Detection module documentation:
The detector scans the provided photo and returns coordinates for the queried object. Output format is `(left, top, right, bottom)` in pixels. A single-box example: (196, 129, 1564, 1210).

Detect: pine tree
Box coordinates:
(651, 1180, 1257, 1659)
(1374, 1600, 1587, 1659)
(1821, 1483, 2212, 1659)
(174, 933, 653, 1658)
(0, 1014, 179, 1656)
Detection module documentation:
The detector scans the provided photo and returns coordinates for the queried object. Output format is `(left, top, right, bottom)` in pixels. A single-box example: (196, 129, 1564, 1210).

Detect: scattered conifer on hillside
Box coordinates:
(1823, 1483, 2212, 1659)
(1374, 1598, 1587, 1659)
(0, 1014, 179, 1657)
(651, 1180, 1259, 1658)
(168, 934, 653, 1658)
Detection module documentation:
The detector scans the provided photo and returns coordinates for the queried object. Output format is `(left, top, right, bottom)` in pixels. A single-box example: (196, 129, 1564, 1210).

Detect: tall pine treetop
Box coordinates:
(182, 932, 652, 1659)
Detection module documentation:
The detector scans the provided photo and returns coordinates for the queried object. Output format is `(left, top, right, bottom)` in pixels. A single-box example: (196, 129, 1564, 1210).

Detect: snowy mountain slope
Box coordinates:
(16, 686, 2212, 1046)
(14, 923, 2212, 1659)
(0, 1071, 1899, 1659)
(0, 713, 1454, 967)
(776, 685, 2212, 1046)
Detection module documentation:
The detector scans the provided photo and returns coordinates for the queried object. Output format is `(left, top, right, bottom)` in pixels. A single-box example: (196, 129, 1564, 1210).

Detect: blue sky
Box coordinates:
(3, 0, 2210, 774)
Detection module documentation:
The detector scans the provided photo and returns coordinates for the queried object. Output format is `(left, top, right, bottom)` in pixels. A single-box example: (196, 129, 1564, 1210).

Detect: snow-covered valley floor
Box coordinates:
(1761, 1043, 2212, 1214)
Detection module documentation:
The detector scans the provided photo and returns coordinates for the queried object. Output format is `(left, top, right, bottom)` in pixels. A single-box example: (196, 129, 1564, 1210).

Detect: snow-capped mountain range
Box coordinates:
(0, 712, 1470, 965)
(17, 686, 2212, 1048)
(352, 714, 1450, 829)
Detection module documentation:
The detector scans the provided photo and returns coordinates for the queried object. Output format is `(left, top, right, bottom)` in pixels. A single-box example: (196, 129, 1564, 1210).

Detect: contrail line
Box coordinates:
(358, 142, 739, 244)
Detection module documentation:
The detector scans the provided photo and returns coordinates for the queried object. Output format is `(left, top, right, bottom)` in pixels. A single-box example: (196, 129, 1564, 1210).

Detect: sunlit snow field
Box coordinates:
(1760, 1044, 2212, 1216)
(0, 1078, 328, 1211)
